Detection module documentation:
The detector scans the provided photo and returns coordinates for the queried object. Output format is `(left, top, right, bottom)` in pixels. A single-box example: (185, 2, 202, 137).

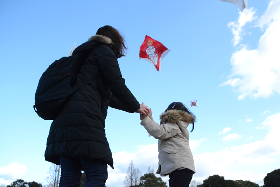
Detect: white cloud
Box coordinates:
(262, 112, 280, 148)
(219, 127, 232, 135)
(107, 170, 126, 187)
(0, 178, 12, 186)
(262, 110, 270, 115)
(193, 112, 280, 185)
(224, 147, 230, 151)
(222, 0, 280, 99)
(258, 0, 280, 28)
(190, 138, 207, 150)
(228, 8, 256, 46)
(246, 118, 253, 122)
(223, 133, 242, 141)
(0, 162, 27, 185)
(107, 144, 158, 187)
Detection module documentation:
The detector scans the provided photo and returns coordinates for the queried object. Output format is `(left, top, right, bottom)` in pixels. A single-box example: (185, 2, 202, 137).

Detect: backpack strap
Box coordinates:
(70, 77, 94, 94)
(67, 46, 97, 95)
(68, 43, 111, 97)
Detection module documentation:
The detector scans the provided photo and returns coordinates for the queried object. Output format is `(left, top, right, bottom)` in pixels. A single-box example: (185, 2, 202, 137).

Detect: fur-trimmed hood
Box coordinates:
(72, 35, 114, 56)
(160, 109, 195, 124)
(88, 35, 112, 45)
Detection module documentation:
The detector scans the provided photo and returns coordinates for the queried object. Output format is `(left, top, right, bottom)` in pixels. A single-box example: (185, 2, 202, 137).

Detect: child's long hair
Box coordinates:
(165, 102, 196, 132)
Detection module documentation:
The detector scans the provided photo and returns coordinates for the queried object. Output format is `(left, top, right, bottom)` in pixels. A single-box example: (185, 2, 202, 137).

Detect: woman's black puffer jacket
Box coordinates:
(45, 35, 139, 168)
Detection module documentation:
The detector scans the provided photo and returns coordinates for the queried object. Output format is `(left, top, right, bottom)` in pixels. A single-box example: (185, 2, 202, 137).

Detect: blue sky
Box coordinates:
(1, 0, 280, 186)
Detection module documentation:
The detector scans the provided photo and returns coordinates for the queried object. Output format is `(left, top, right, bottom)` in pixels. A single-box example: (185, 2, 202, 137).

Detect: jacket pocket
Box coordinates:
(159, 148, 178, 174)
(163, 146, 179, 154)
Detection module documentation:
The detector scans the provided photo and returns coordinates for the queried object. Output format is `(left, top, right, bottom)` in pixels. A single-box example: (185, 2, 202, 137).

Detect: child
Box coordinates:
(140, 102, 196, 187)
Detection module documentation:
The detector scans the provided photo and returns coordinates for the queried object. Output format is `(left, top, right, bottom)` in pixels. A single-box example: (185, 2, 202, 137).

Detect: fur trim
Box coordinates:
(160, 109, 195, 124)
(88, 35, 112, 44)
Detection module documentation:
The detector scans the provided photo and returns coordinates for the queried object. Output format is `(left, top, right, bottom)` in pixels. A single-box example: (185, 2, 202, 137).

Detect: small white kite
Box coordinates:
(220, 0, 248, 12)
(190, 100, 199, 107)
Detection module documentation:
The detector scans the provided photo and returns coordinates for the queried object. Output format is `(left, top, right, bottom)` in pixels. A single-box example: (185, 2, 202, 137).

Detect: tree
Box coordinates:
(190, 180, 202, 187)
(27, 181, 42, 187)
(45, 163, 60, 187)
(200, 175, 259, 187)
(190, 180, 197, 187)
(226, 180, 236, 187)
(147, 167, 154, 174)
(263, 169, 280, 187)
(197, 184, 204, 187)
(138, 173, 167, 187)
(203, 175, 228, 187)
(7, 179, 26, 187)
(7, 179, 42, 187)
(124, 161, 142, 187)
(234, 180, 259, 187)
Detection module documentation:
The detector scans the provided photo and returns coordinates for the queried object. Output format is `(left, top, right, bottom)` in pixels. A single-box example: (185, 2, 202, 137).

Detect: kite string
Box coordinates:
(148, 65, 153, 137)
(150, 63, 152, 102)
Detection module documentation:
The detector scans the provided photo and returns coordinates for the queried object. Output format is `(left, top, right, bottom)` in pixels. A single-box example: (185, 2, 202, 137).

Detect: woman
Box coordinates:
(140, 102, 196, 187)
(45, 25, 149, 187)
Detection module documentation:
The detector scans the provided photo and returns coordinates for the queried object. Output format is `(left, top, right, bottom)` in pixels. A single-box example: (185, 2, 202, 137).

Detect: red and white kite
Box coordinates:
(220, 0, 248, 12)
(139, 35, 170, 71)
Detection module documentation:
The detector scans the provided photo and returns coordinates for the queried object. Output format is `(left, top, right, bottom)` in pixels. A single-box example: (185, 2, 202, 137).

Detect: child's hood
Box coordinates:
(160, 109, 195, 125)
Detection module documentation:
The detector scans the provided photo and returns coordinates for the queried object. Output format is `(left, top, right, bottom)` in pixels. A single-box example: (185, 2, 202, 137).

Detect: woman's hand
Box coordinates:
(140, 108, 152, 120)
(136, 104, 149, 116)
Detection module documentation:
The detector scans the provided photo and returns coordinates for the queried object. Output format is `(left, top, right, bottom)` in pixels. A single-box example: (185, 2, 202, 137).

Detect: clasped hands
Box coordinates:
(136, 104, 152, 120)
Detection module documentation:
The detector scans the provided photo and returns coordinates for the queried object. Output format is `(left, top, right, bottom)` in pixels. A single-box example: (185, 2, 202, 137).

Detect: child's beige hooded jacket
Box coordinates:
(141, 109, 195, 175)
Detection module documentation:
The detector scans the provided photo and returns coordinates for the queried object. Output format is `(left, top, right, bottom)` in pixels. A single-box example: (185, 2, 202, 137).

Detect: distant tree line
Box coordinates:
(5, 179, 42, 187)
(3, 166, 279, 187)
(195, 168, 280, 187)
(196, 175, 259, 187)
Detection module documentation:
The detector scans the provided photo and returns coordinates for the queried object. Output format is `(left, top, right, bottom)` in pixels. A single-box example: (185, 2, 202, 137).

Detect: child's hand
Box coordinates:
(140, 113, 146, 120)
(148, 108, 152, 117)
(140, 108, 152, 120)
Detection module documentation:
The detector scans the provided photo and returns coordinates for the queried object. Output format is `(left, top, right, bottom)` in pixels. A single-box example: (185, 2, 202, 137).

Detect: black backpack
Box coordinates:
(34, 52, 92, 120)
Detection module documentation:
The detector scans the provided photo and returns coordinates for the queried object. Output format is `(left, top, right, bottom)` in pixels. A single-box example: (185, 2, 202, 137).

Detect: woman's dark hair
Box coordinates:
(165, 102, 196, 132)
(96, 25, 127, 58)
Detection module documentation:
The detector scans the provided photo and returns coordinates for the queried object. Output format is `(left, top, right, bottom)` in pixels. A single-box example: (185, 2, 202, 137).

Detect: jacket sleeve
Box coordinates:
(109, 95, 130, 112)
(141, 116, 180, 140)
(91, 45, 140, 113)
